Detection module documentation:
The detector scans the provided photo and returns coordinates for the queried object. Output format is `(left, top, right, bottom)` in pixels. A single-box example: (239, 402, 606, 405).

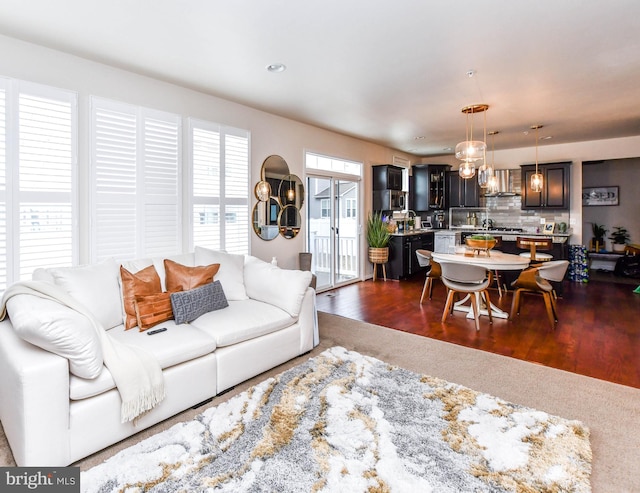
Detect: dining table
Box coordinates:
(431, 250, 530, 319)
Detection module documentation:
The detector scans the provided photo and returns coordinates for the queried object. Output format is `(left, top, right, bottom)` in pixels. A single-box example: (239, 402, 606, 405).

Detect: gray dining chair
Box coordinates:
(415, 249, 441, 302)
(439, 261, 493, 332)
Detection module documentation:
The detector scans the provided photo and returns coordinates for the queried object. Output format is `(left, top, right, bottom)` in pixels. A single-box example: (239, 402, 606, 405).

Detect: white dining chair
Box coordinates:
(439, 261, 493, 332)
(415, 249, 441, 303)
(536, 260, 569, 299)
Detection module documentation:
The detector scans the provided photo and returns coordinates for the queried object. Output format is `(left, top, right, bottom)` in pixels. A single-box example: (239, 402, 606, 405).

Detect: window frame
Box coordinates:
(0, 77, 78, 290)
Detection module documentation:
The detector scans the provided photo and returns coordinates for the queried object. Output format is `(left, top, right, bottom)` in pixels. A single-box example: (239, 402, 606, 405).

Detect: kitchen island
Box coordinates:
(386, 229, 435, 280)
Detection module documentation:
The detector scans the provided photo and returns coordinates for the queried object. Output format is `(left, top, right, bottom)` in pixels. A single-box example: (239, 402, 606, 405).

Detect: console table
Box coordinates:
(588, 252, 623, 272)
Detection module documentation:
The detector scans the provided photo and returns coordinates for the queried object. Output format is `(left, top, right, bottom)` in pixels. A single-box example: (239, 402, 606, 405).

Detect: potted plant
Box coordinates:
(591, 223, 607, 252)
(366, 212, 391, 278)
(609, 226, 631, 253)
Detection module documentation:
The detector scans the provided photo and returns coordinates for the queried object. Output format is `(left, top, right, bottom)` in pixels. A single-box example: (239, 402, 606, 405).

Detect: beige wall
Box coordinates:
(582, 158, 639, 248)
(2, 33, 639, 274)
(0, 34, 414, 274)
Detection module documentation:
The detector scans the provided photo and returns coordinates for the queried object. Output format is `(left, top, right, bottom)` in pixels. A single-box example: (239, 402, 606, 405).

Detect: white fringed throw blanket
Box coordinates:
(1, 281, 165, 423)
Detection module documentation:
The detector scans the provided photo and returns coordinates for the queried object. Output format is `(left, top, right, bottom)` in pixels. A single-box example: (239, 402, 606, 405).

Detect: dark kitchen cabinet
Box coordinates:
(372, 164, 404, 191)
(447, 172, 480, 208)
(521, 162, 571, 209)
(387, 232, 434, 280)
(410, 164, 451, 212)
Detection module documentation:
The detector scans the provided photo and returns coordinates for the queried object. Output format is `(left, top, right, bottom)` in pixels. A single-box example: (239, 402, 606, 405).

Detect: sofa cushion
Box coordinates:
(170, 281, 229, 325)
(5, 294, 103, 379)
(243, 255, 313, 317)
(134, 292, 176, 331)
(48, 258, 123, 329)
(164, 259, 220, 292)
(152, 253, 195, 291)
(70, 321, 217, 400)
(194, 247, 248, 300)
(190, 299, 295, 347)
(120, 265, 162, 330)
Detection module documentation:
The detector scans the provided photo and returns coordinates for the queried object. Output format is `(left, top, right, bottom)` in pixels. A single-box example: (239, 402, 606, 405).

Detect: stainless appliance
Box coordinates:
(373, 189, 405, 211)
(434, 230, 461, 253)
(432, 210, 446, 229)
(485, 169, 520, 196)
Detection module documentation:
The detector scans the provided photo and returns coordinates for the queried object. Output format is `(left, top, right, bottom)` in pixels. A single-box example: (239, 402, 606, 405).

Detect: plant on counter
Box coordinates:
(609, 226, 631, 252)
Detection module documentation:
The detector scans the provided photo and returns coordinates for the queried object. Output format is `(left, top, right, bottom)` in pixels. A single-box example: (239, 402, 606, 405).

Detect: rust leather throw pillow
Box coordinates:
(133, 292, 176, 331)
(164, 259, 220, 292)
(120, 265, 162, 330)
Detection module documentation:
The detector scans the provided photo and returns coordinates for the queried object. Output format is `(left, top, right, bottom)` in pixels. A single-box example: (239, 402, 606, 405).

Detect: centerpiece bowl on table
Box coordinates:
(465, 234, 497, 256)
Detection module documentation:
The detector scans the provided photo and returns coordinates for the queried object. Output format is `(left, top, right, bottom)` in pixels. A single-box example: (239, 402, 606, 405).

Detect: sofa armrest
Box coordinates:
(0, 319, 72, 466)
(297, 287, 318, 353)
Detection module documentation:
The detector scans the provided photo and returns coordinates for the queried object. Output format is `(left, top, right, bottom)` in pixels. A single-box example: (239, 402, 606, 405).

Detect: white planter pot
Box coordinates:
(612, 243, 626, 253)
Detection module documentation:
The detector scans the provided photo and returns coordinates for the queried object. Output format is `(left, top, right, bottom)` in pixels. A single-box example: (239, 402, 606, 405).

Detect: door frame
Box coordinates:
(306, 172, 362, 292)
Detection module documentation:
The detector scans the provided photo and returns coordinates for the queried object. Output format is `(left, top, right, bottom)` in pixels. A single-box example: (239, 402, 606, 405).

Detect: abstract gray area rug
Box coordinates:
(81, 347, 592, 492)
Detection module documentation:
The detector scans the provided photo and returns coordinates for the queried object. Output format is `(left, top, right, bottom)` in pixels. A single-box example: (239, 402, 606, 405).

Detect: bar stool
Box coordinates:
(490, 236, 507, 297)
(516, 236, 553, 263)
(415, 249, 441, 302)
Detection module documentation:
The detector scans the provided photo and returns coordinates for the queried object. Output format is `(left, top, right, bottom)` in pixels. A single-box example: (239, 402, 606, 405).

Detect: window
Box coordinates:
(306, 152, 361, 176)
(0, 78, 77, 291)
(90, 97, 181, 262)
(188, 119, 249, 255)
(320, 199, 330, 218)
(345, 198, 356, 218)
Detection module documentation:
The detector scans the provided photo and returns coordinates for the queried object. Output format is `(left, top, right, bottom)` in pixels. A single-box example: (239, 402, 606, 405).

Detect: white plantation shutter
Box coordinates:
(90, 97, 181, 262)
(0, 81, 7, 288)
(189, 119, 249, 255)
(0, 78, 77, 291)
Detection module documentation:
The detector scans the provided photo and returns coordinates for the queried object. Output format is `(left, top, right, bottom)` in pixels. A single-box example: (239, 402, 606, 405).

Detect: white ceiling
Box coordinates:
(1, 0, 639, 157)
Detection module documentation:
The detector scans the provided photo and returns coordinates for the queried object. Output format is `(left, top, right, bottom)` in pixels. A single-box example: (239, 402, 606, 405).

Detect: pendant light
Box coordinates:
(485, 131, 499, 193)
(478, 129, 498, 189)
(455, 104, 489, 179)
(530, 125, 544, 193)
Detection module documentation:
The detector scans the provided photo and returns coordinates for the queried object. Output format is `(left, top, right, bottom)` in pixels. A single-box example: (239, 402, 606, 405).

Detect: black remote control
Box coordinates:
(147, 327, 167, 335)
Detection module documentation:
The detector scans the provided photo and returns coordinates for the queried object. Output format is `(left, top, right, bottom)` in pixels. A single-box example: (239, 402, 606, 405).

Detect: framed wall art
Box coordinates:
(582, 186, 619, 206)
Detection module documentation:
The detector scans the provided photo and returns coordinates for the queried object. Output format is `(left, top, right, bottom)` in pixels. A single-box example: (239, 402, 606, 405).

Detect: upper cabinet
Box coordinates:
(410, 164, 451, 211)
(446, 171, 480, 208)
(521, 161, 571, 209)
(372, 164, 403, 191)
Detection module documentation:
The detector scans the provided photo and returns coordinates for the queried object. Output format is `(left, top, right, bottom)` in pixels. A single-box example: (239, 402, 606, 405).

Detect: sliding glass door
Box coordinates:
(306, 175, 360, 291)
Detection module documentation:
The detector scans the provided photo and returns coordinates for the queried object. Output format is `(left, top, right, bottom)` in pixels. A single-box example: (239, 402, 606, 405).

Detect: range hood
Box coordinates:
(485, 169, 520, 196)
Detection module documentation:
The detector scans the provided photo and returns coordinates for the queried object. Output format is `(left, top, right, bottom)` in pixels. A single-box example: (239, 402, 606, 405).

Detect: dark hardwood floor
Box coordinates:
(316, 274, 640, 389)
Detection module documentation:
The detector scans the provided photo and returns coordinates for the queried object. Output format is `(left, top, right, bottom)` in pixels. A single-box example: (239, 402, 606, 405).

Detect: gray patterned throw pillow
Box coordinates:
(170, 280, 228, 324)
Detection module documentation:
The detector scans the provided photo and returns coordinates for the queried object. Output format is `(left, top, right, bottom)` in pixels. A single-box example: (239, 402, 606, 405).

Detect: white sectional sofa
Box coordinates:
(0, 247, 317, 466)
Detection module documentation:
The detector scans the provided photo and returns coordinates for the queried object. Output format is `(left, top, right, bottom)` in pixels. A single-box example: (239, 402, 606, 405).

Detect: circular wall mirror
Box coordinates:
(278, 204, 301, 239)
(252, 197, 281, 241)
(278, 174, 304, 209)
(261, 155, 289, 195)
(254, 180, 271, 202)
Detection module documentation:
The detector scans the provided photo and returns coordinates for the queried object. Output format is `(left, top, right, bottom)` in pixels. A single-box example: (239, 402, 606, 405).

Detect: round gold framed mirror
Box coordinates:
(278, 174, 304, 209)
(277, 204, 301, 239)
(252, 197, 281, 241)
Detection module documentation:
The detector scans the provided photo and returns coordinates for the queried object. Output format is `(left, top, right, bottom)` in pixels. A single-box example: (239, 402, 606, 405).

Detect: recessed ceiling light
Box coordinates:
(541, 135, 553, 140)
(266, 63, 286, 73)
(415, 136, 425, 140)
(443, 147, 453, 151)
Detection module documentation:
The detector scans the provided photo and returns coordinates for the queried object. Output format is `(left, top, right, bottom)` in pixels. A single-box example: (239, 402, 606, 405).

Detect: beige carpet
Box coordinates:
(1, 311, 639, 492)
